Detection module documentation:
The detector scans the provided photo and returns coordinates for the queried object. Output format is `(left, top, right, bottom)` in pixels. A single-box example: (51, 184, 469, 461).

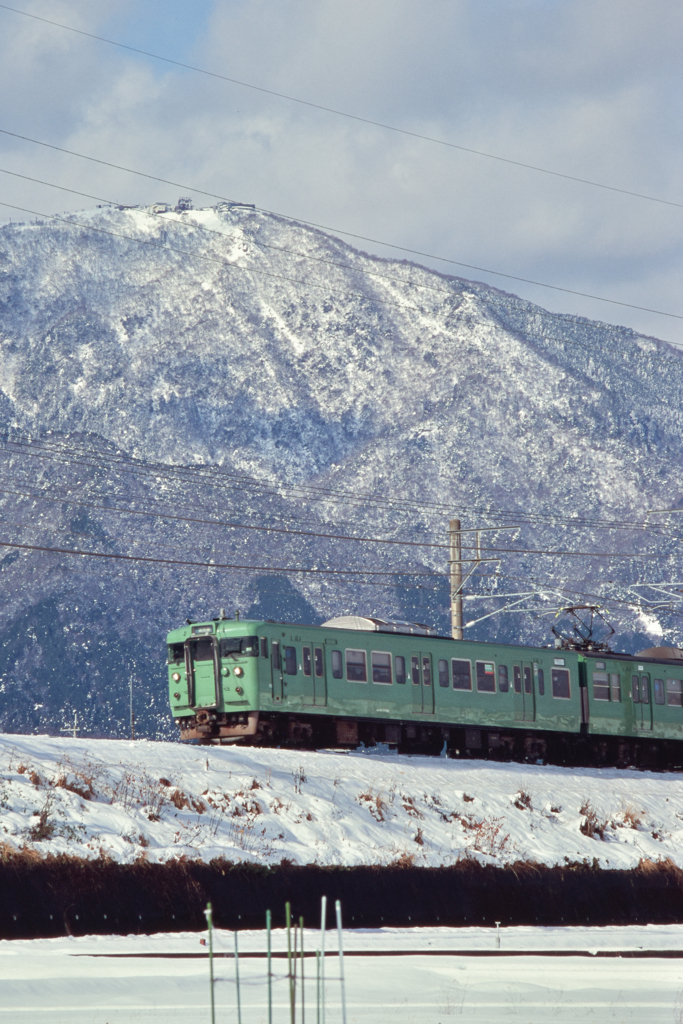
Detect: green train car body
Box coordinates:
(166, 616, 683, 764)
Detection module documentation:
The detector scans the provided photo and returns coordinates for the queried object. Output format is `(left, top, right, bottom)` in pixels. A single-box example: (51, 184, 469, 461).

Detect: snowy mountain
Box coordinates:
(0, 202, 682, 738)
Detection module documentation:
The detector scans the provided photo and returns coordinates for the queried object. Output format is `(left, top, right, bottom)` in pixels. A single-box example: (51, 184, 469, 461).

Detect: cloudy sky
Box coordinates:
(1, 0, 682, 344)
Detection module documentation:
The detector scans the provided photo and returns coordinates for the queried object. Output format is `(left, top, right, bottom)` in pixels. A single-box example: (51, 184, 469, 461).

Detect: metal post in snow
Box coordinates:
(299, 916, 305, 1024)
(267, 908, 273, 1024)
(335, 900, 347, 1024)
(203, 902, 215, 1024)
(286, 901, 295, 1024)
(316, 950, 321, 1024)
(495, 921, 501, 950)
(129, 676, 135, 740)
(320, 896, 326, 1024)
(234, 930, 242, 1024)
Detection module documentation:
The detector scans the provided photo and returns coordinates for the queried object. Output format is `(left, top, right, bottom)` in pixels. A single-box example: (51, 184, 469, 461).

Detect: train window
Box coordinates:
(219, 636, 259, 657)
(595, 661, 606, 670)
(610, 673, 621, 702)
(524, 666, 532, 694)
(411, 656, 420, 685)
(641, 676, 650, 704)
(302, 647, 312, 676)
(667, 679, 682, 706)
(372, 652, 392, 684)
(551, 668, 570, 699)
(438, 659, 449, 687)
(167, 643, 184, 664)
(654, 679, 665, 705)
(260, 637, 268, 659)
(395, 655, 406, 684)
(498, 665, 509, 692)
(346, 649, 368, 683)
(314, 647, 324, 677)
(592, 671, 610, 701)
(476, 662, 496, 692)
(513, 666, 522, 694)
(631, 675, 640, 703)
(422, 657, 432, 686)
(272, 641, 281, 671)
(192, 637, 214, 662)
(284, 646, 297, 675)
(331, 649, 343, 679)
(537, 668, 545, 696)
(452, 659, 472, 690)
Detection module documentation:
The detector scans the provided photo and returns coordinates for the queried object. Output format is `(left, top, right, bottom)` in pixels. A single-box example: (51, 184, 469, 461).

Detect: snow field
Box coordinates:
(1, 733, 683, 868)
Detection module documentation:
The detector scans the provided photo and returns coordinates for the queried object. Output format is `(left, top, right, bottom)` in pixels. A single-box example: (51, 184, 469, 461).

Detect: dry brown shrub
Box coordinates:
(462, 793, 475, 803)
(514, 791, 532, 811)
(580, 800, 607, 840)
(463, 816, 511, 857)
(27, 794, 55, 841)
(358, 789, 388, 822)
(393, 851, 416, 868)
(402, 795, 424, 819)
(170, 789, 190, 810)
(622, 803, 643, 829)
(192, 798, 207, 814)
(16, 763, 28, 775)
(29, 770, 42, 787)
(414, 827, 424, 846)
(159, 777, 172, 787)
(250, 778, 261, 790)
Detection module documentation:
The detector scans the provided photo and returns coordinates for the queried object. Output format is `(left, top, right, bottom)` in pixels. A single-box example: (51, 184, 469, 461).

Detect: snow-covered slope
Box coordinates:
(2, 734, 682, 870)
(1, 203, 683, 738)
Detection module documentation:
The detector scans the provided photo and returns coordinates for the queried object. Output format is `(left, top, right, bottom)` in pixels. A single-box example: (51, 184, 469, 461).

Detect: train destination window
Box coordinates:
(667, 679, 682, 706)
(411, 656, 420, 685)
(610, 674, 621, 701)
(476, 662, 495, 692)
(168, 643, 184, 664)
(346, 649, 368, 682)
(314, 647, 324, 677)
(640, 676, 650, 704)
(192, 637, 214, 662)
(654, 678, 665, 705)
(395, 655, 406, 684)
(438, 659, 449, 687)
(513, 666, 522, 694)
(284, 646, 297, 675)
(524, 666, 532, 694)
(272, 641, 281, 670)
(498, 665, 509, 692)
(302, 647, 312, 676)
(422, 657, 432, 686)
(260, 637, 268, 659)
(452, 659, 472, 690)
(537, 668, 545, 696)
(592, 671, 610, 701)
(631, 675, 640, 703)
(551, 668, 570, 699)
(331, 649, 343, 679)
(372, 652, 392, 684)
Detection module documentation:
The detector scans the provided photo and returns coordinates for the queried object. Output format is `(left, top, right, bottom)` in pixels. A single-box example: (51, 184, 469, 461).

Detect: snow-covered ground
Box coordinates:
(2, 925, 683, 1023)
(2, 733, 683, 869)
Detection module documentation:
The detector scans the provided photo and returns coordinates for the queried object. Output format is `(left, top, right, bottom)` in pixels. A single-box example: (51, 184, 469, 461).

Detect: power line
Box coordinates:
(2, 131, 683, 324)
(1, 3, 682, 213)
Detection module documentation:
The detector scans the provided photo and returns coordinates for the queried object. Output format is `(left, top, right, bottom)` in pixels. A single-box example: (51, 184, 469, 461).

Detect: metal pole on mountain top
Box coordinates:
(450, 518, 463, 640)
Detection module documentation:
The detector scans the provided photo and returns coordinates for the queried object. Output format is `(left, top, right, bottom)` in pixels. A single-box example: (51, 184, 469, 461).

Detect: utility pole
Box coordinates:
(449, 518, 463, 640)
(129, 676, 135, 740)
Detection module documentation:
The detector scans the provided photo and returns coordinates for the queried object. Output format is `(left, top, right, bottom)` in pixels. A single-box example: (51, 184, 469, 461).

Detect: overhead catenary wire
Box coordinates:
(1, 3, 682, 214)
(1, 134, 683, 325)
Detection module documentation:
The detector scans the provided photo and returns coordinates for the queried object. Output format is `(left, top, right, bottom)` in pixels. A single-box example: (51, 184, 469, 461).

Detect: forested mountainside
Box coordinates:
(0, 202, 681, 738)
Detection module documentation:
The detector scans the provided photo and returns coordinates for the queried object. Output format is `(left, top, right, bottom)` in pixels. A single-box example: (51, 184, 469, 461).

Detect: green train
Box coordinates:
(166, 613, 683, 766)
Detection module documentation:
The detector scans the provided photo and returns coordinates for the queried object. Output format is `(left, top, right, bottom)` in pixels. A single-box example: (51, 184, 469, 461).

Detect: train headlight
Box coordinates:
(172, 672, 181, 682)
(234, 666, 244, 677)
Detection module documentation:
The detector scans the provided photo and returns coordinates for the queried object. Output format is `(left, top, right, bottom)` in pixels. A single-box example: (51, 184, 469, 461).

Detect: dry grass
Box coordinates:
(580, 800, 607, 840)
(402, 795, 424, 819)
(513, 791, 532, 811)
(357, 789, 388, 822)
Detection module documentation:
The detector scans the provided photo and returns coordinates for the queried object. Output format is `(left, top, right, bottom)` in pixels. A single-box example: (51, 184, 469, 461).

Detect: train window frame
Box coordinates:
(302, 646, 312, 677)
(192, 636, 215, 662)
(537, 667, 545, 696)
(513, 665, 522, 694)
(346, 648, 368, 683)
(395, 655, 406, 684)
(371, 651, 393, 685)
(610, 673, 621, 702)
(452, 659, 472, 691)
(331, 649, 343, 679)
(411, 656, 420, 685)
(422, 656, 432, 687)
(667, 678, 682, 707)
(168, 643, 184, 665)
(260, 637, 268, 659)
(641, 675, 650, 705)
(314, 647, 324, 678)
(272, 640, 281, 671)
(498, 665, 509, 692)
(438, 659, 449, 687)
(551, 668, 571, 699)
(284, 646, 298, 676)
(476, 661, 496, 693)
(631, 675, 640, 703)
(654, 678, 665, 705)
(592, 671, 610, 701)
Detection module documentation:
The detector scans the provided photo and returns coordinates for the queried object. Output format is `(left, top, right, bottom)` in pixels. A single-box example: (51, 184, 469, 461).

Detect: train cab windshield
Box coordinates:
(219, 636, 259, 657)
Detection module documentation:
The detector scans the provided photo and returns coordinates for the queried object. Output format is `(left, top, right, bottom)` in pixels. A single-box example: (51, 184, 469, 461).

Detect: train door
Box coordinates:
(522, 662, 536, 722)
(186, 636, 218, 709)
(271, 640, 284, 703)
(302, 644, 315, 704)
(632, 673, 652, 731)
(421, 653, 435, 714)
(314, 645, 327, 706)
(513, 664, 524, 721)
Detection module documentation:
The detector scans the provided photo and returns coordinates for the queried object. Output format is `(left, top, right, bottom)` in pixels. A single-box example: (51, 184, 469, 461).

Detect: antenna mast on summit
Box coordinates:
(449, 519, 463, 640)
